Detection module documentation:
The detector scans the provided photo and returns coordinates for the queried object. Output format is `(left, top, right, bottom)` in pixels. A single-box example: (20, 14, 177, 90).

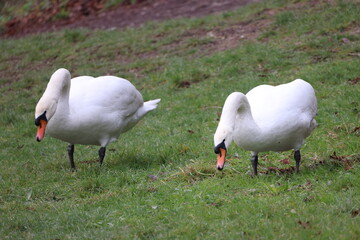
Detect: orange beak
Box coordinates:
(36, 119, 47, 142)
(216, 148, 227, 170)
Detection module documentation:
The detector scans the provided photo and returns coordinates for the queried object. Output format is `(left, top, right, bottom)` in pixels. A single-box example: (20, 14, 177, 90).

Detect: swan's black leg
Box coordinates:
(294, 150, 301, 173)
(98, 147, 106, 166)
(68, 144, 75, 170)
(251, 155, 258, 176)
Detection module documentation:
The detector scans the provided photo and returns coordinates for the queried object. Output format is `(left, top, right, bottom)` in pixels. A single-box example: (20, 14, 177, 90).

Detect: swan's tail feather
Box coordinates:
(144, 99, 161, 112)
(135, 99, 160, 119)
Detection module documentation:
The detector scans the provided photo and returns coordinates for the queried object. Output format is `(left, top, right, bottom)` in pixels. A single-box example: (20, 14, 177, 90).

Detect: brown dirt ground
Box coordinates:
(3, 0, 261, 37)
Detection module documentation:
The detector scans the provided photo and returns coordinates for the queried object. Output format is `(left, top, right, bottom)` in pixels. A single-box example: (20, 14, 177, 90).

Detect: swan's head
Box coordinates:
(213, 92, 243, 170)
(214, 127, 232, 171)
(35, 98, 57, 142)
(214, 139, 227, 170)
(34, 68, 70, 142)
(214, 92, 249, 170)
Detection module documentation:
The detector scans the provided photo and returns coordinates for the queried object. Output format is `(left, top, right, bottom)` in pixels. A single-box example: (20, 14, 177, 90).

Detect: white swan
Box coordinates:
(214, 79, 317, 175)
(35, 68, 160, 169)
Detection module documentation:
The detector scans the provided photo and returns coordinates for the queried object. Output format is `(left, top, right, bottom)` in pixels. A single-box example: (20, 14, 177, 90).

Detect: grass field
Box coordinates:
(0, 0, 359, 239)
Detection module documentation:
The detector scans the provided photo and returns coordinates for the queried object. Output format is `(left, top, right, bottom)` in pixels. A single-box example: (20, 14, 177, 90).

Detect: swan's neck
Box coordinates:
(214, 108, 235, 145)
(52, 75, 71, 120)
(36, 69, 71, 121)
(214, 92, 261, 148)
(55, 80, 70, 114)
(235, 103, 260, 138)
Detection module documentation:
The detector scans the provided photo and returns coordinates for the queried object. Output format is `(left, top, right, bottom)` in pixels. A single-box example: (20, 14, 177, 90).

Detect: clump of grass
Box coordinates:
(275, 11, 295, 26)
(52, 7, 70, 20)
(105, 0, 139, 8)
(62, 29, 88, 43)
(169, 160, 218, 183)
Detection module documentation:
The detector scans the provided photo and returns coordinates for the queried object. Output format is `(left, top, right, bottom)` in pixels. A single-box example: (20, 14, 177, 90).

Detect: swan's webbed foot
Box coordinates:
(294, 150, 301, 173)
(98, 147, 106, 166)
(67, 144, 76, 171)
(251, 155, 258, 176)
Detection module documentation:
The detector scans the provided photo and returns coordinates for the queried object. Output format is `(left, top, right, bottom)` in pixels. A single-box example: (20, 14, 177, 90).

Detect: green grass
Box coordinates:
(1, 0, 359, 239)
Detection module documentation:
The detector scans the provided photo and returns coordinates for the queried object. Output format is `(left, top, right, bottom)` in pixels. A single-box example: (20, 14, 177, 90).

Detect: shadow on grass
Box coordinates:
(107, 149, 174, 171)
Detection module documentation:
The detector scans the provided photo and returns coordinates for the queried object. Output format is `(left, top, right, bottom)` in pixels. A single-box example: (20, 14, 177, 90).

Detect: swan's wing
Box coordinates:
(69, 76, 144, 120)
(245, 84, 278, 123)
(244, 80, 317, 150)
(246, 79, 317, 126)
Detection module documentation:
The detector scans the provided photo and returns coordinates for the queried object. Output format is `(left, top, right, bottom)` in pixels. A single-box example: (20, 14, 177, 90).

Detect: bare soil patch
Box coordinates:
(3, 0, 261, 38)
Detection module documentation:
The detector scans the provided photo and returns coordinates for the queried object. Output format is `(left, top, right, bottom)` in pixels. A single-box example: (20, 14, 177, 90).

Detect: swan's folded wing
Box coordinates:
(70, 76, 143, 117)
(246, 79, 317, 126)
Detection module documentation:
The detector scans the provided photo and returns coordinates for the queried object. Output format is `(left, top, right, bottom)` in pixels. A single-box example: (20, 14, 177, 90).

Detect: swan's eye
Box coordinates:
(35, 111, 47, 126)
(214, 139, 226, 154)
